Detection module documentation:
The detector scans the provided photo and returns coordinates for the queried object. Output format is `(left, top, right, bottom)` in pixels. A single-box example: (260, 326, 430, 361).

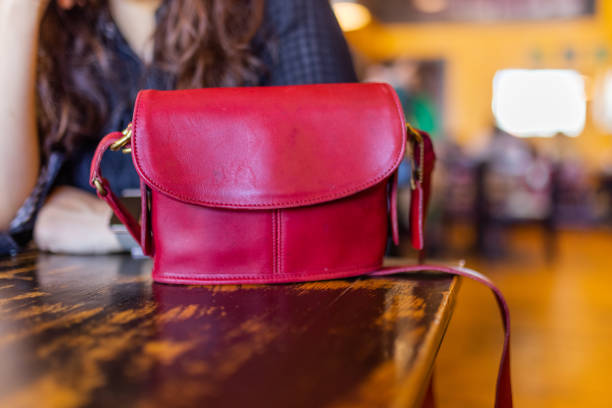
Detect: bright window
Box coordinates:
(492, 69, 586, 138)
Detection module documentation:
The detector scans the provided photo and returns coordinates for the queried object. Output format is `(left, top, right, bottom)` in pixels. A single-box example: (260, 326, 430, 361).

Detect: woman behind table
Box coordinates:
(0, 0, 356, 255)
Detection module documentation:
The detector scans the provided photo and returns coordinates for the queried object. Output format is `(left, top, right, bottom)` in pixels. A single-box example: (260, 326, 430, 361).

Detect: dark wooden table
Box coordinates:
(0, 252, 459, 408)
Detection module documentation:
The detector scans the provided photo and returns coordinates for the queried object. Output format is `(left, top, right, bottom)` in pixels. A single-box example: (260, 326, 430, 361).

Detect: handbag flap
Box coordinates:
(131, 83, 405, 209)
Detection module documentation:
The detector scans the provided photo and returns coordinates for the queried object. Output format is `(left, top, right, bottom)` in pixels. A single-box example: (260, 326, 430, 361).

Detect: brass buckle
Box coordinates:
(110, 123, 133, 154)
(93, 178, 107, 196)
(406, 122, 422, 144)
(406, 123, 424, 190)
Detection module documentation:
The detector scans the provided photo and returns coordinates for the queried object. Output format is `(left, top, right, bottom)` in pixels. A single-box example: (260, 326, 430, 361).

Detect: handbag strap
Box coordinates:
(403, 126, 436, 251)
(89, 131, 141, 243)
(369, 264, 512, 408)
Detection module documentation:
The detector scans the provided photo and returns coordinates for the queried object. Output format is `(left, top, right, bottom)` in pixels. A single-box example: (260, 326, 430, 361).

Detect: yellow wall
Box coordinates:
(345, 1, 612, 166)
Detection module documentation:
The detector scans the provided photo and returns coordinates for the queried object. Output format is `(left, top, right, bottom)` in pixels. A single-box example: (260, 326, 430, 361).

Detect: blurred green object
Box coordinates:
(394, 86, 440, 187)
(394, 87, 439, 138)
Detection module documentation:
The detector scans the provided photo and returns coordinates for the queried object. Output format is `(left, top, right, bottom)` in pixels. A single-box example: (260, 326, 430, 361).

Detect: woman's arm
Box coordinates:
(0, 0, 48, 229)
(263, 0, 358, 85)
(34, 186, 122, 254)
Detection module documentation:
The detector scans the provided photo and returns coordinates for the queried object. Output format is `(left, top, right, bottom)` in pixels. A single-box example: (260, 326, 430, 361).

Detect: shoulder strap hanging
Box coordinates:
(394, 128, 512, 407)
(369, 264, 512, 408)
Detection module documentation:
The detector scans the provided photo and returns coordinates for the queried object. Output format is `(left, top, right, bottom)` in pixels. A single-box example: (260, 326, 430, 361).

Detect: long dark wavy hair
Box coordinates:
(37, 0, 266, 158)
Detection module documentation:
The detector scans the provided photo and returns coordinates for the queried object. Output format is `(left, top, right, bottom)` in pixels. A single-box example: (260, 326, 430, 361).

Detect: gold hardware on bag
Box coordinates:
(94, 123, 133, 195)
(93, 178, 107, 196)
(406, 123, 424, 190)
(111, 123, 133, 154)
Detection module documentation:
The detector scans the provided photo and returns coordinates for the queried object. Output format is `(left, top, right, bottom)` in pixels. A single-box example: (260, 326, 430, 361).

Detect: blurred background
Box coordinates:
(331, 0, 612, 407)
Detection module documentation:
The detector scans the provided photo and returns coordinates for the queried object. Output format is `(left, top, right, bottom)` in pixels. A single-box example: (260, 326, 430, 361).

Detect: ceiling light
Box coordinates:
(331, 1, 372, 32)
(413, 0, 447, 14)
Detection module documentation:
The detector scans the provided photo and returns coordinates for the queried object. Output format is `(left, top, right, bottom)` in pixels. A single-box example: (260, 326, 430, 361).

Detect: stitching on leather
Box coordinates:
(277, 210, 281, 274)
(275, 210, 279, 274)
(154, 262, 382, 281)
(278, 209, 283, 274)
(418, 186, 423, 242)
(131, 86, 407, 209)
(272, 210, 277, 275)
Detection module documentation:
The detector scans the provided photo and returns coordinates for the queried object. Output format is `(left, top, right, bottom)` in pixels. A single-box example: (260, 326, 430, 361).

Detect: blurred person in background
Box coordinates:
(0, 0, 356, 255)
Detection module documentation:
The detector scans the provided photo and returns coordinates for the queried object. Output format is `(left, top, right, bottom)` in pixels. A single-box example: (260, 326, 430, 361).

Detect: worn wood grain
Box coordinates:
(0, 252, 458, 408)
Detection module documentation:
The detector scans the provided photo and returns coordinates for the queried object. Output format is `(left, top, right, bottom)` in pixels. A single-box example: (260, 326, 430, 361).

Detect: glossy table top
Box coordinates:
(0, 252, 458, 408)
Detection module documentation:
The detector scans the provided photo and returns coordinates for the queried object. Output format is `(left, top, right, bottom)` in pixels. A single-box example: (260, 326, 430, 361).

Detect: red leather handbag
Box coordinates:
(90, 83, 511, 407)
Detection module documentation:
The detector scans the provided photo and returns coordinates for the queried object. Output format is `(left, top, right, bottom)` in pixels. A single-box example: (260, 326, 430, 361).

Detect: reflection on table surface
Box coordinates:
(0, 252, 457, 408)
